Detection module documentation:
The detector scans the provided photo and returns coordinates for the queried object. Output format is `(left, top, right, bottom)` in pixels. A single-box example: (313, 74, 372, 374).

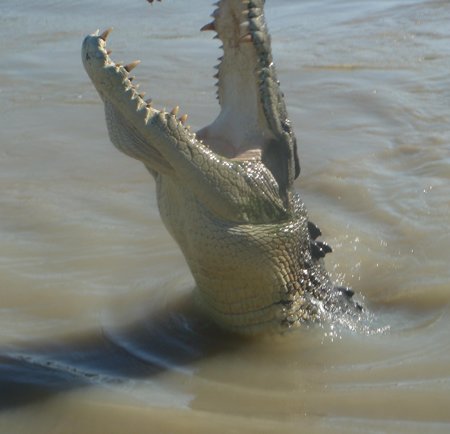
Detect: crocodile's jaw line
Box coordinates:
(82, 1, 362, 334)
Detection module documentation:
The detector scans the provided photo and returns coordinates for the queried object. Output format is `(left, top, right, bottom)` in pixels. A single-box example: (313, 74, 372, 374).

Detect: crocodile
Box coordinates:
(82, 0, 363, 335)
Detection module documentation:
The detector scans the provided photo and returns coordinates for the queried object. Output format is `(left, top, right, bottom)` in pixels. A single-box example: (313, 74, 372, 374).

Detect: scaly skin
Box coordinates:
(82, 0, 362, 334)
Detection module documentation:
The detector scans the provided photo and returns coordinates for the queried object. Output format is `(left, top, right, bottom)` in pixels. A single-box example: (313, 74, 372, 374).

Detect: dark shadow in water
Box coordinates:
(0, 294, 242, 410)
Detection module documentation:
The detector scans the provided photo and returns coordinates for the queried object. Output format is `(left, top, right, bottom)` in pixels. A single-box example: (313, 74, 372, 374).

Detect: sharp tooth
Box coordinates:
(179, 114, 188, 125)
(171, 106, 180, 116)
(200, 21, 216, 32)
(124, 60, 141, 72)
(100, 28, 113, 41)
(145, 98, 153, 106)
(139, 92, 146, 98)
(106, 49, 112, 55)
(240, 21, 250, 33)
(240, 34, 253, 43)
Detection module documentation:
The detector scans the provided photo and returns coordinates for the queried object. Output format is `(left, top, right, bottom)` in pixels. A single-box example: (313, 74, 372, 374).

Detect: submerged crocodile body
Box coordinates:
(82, 0, 362, 334)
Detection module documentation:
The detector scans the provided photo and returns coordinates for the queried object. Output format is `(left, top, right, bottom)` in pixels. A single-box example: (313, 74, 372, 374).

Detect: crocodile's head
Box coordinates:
(82, 0, 362, 334)
(82, 0, 299, 217)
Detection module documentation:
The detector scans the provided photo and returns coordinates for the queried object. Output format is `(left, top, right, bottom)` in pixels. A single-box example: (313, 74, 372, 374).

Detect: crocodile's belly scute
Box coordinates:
(157, 177, 312, 333)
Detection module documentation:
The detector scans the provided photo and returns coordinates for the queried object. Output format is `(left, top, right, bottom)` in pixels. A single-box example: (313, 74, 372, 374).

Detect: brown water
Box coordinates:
(1, 0, 450, 432)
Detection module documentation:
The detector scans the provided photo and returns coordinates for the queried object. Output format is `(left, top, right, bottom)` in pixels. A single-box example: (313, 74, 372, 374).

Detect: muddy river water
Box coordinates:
(0, 0, 449, 432)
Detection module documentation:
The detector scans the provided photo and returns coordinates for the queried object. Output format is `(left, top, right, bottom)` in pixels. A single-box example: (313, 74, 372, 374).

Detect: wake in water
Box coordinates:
(0, 287, 380, 411)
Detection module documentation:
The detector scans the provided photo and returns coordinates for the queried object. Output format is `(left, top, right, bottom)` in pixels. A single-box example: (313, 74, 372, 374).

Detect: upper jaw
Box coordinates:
(81, 29, 188, 128)
(81, 30, 192, 175)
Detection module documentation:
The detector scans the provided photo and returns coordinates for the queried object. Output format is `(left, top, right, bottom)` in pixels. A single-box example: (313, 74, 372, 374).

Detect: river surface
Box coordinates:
(1, 0, 449, 432)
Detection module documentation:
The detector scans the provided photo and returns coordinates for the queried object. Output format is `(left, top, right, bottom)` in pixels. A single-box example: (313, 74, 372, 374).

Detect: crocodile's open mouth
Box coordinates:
(82, 0, 299, 194)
